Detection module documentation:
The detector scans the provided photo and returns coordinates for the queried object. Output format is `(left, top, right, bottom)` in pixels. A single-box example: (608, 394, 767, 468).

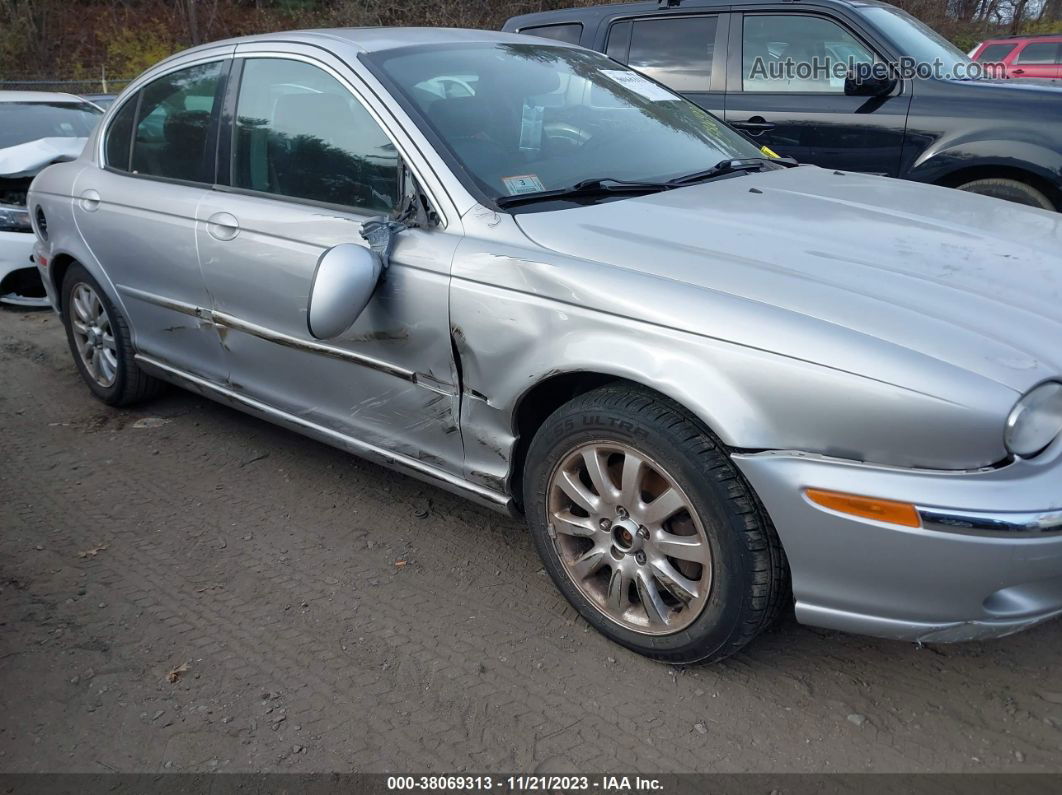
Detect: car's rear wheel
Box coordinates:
(523, 385, 788, 664)
(957, 178, 1056, 211)
(61, 263, 162, 406)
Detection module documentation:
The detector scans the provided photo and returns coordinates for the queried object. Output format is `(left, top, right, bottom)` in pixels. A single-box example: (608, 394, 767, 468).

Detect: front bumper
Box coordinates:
(0, 230, 48, 307)
(733, 437, 1062, 643)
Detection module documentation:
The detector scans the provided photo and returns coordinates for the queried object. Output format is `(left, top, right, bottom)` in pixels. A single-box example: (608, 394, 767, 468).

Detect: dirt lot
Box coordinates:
(2, 306, 1062, 774)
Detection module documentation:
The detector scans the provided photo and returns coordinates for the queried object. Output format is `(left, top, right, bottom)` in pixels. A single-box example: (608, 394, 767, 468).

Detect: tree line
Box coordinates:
(1, 0, 1060, 86)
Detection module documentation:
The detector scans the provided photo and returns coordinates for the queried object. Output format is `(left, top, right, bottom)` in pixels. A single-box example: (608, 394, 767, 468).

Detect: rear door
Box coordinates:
(724, 11, 911, 175)
(1010, 40, 1062, 79)
(73, 53, 230, 380)
(603, 12, 729, 118)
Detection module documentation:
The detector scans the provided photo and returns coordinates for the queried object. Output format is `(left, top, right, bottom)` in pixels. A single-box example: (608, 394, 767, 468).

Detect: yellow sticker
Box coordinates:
(760, 145, 781, 159)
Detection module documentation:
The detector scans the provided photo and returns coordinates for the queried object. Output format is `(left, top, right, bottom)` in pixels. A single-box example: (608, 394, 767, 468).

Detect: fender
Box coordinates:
(907, 133, 1062, 189)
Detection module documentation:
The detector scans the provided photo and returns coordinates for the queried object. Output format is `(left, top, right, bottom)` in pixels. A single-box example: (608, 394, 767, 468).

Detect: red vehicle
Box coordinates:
(971, 34, 1062, 80)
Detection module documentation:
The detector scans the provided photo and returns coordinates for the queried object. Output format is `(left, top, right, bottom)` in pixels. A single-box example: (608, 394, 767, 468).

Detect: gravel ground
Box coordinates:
(2, 306, 1062, 774)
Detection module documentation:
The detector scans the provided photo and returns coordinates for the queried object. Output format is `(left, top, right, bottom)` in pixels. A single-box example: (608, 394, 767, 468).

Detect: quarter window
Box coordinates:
(104, 97, 138, 171)
(1016, 42, 1060, 64)
(626, 16, 718, 92)
(743, 15, 876, 93)
(232, 58, 399, 213)
(520, 23, 583, 46)
(131, 61, 222, 183)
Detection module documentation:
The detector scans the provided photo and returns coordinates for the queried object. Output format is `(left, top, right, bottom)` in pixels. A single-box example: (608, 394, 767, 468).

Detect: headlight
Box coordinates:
(1005, 381, 1062, 458)
(0, 203, 32, 233)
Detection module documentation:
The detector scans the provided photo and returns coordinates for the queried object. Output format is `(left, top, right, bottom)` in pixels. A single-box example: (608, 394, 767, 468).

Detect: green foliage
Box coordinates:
(103, 25, 176, 78)
(1021, 18, 1062, 35)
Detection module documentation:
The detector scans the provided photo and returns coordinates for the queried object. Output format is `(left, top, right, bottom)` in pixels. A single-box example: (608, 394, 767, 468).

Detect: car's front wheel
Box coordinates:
(523, 385, 788, 664)
(61, 263, 162, 406)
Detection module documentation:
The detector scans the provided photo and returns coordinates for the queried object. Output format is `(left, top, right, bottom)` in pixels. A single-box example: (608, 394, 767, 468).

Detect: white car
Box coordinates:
(0, 92, 101, 306)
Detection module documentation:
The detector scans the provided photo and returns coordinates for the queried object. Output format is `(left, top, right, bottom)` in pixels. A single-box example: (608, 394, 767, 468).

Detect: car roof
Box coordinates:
(504, 0, 893, 29)
(0, 90, 97, 104)
(179, 26, 562, 59)
(981, 34, 1062, 43)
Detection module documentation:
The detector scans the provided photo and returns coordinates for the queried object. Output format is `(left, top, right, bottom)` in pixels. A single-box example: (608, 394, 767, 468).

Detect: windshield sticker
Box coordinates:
(519, 103, 544, 152)
(600, 70, 678, 102)
(502, 174, 546, 196)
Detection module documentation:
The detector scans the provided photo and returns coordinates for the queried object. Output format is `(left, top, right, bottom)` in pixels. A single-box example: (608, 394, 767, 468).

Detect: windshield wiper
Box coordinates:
(495, 177, 671, 209)
(666, 157, 793, 187)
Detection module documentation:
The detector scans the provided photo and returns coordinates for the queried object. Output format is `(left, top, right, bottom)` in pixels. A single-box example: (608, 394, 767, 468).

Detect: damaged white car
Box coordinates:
(0, 92, 101, 306)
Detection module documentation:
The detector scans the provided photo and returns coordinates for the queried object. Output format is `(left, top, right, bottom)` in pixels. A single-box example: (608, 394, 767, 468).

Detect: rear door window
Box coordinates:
(131, 61, 223, 183)
(519, 23, 583, 46)
(976, 43, 1017, 62)
(626, 16, 719, 92)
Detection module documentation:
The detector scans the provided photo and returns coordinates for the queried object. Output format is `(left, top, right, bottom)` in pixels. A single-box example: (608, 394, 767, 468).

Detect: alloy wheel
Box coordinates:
(70, 283, 118, 388)
(546, 441, 713, 635)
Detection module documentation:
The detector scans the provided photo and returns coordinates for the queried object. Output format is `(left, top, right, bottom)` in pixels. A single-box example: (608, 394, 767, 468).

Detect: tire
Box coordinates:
(61, 263, 163, 406)
(957, 178, 1056, 211)
(523, 385, 788, 664)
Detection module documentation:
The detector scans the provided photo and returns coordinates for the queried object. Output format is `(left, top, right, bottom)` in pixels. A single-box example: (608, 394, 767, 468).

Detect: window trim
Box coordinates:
(733, 10, 898, 97)
(1015, 41, 1062, 65)
(516, 22, 584, 46)
(98, 55, 231, 189)
(219, 50, 433, 222)
(605, 13, 729, 93)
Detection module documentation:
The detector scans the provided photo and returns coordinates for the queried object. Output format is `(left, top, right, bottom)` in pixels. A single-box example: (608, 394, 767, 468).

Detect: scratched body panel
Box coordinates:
(196, 189, 464, 473)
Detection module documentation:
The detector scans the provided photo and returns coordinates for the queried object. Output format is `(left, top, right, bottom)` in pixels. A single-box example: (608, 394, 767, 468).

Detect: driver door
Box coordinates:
(196, 51, 463, 472)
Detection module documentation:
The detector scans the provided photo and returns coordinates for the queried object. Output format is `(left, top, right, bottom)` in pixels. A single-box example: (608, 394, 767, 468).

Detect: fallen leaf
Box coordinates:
(166, 662, 190, 683)
(395, 560, 407, 568)
(132, 417, 171, 429)
(78, 545, 107, 559)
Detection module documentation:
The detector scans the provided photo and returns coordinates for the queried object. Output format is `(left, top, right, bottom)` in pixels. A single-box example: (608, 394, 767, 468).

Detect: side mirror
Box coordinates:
(845, 63, 898, 97)
(307, 243, 382, 340)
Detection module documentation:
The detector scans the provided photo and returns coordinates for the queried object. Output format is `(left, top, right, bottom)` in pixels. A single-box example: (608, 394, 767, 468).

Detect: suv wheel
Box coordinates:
(957, 178, 1055, 211)
(61, 263, 162, 406)
(523, 385, 788, 664)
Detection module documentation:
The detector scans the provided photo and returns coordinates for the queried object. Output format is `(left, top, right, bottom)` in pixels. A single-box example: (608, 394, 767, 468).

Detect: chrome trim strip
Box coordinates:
(211, 310, 417, 383)
(118, 285, 451, 390)
(118, 284, 203, 318)
(918, 506, 1062, 537)
(135, 353, 512, 513)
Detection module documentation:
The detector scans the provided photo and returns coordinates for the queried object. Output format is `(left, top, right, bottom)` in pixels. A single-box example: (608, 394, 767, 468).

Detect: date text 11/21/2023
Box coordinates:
(385, 775, 664, 791)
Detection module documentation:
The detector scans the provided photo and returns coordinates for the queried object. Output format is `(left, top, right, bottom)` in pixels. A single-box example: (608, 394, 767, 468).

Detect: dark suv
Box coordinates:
(503, 0, 1062, 210)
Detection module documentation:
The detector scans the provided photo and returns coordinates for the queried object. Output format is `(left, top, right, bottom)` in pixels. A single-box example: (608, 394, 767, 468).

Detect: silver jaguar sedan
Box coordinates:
(29, 28, 1062, 663)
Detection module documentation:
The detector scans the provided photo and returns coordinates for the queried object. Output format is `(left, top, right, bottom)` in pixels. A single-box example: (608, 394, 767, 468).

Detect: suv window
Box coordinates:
(232, 58, 399, 213)
(1016, 41, 1061, 64)
(625, 16, 718, 92)
(131, 61, 223, 183)
(743, 15, 875, 93)
(520, 23, 583, 45)
(977, 43, 1017, 62)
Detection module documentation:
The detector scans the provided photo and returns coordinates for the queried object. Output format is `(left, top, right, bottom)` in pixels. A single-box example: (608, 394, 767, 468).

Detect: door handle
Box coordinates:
(1011, 69, 1025, 76)
(732, 117, 777, 134)
(78, 189, 101, 212)
(206, 212, 239, 241)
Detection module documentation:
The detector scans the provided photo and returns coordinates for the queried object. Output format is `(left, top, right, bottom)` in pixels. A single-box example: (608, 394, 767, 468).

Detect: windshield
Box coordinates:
(859, 6, 972, 71)
(0, 101, 102, 149)
(367, 43, 764, 206)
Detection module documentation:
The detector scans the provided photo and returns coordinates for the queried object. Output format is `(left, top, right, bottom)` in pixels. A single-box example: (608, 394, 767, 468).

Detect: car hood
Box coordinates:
(513, 165, 1062, 394)
(0, 137, 87, 179)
